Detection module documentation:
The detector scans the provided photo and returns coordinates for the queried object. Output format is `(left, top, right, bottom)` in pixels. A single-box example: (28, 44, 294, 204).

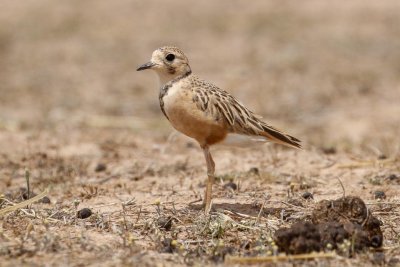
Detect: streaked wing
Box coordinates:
(191, 77, 301, 149)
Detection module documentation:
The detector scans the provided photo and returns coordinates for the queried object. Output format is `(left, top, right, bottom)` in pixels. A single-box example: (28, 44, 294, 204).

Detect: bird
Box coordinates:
(137, 46, 301, 214)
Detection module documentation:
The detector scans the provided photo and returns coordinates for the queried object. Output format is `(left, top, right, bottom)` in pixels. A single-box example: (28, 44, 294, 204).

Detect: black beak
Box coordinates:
(137, 62, 155, 71)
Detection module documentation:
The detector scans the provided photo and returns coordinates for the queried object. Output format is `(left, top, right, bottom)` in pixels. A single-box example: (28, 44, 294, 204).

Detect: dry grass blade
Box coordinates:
(337, 158, 396, 169)
(225, 252, 337, 264)
(336, 177, 346, 198)
(0, 187, 50, 216)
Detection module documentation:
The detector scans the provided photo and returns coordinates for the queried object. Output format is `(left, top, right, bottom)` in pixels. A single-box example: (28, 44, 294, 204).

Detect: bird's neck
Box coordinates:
(157, 70, 192, 88)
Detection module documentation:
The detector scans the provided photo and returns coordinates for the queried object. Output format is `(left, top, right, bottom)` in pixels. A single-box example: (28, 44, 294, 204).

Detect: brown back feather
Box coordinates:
(190, 76, 302, 149)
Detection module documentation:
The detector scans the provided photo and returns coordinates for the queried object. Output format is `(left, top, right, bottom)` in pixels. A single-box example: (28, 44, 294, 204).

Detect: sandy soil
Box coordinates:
(1, 1, 400, 266)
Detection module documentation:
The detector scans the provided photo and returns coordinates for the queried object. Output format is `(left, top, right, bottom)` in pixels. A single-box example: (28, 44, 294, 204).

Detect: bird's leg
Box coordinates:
(202, 145, 215, 214)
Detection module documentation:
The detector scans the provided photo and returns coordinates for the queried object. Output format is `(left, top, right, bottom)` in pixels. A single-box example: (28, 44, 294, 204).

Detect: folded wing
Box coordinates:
(191, 78, 301, 149)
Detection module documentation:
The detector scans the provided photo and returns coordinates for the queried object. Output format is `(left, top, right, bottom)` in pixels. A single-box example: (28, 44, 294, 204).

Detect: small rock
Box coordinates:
(241, 240, 251, 250)
(374, 191, 386, 200)
(224, 181, 237, 191)
(248, 167, 259, 175)
(77, 208, 93, 219)
(371, 234, 383, 248)
(21, 189, 37, 200)
(302, 192, 314, 200)
(157, 216, 173, 231)
(39, 196, 51, 204)
(311, 196, 383, 251)
(378, 154, 387, 160)
(133, 176, 143, 181)
(388, 174, 398, 181)
(322, 146, 336, 155)
(95, 163, 107, 172)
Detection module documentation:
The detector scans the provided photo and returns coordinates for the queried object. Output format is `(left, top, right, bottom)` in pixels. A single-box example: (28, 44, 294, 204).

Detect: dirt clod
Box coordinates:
(95, 163, 107, 172)
(312, 196, 367, 225)
(275, 196, 383, 255)
(21, 188, 36, 200)
(312, 196, 383, 248)
(39, 196, 51, 204)
(378, 154, 387, 160)
(224, 182, 238, 191)
(77, 208, 93, 219)
(321, 146, 337, 154)
(386, 174, 399, 184)
(157, 216, 173, 231)
(275, 222, 321, 254)
(302, 192, 314, 200)
(248, 167, 259, 175)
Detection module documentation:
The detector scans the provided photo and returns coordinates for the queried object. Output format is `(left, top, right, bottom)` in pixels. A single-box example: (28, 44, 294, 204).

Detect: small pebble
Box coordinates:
(378, 154, 387, 160)
(302, 192, 314, 200)
(322, 146, 336, 154)
(374, 190, 386, 200)
(22, 190, 37, 200)
(39, 196, 51, 204)
(388, 174, 398, 181)
(371, 235, 383, 248)
(241, 240, 251, 250)
(95, 163, 107, 172)
(224, 181, 237, 191)
(157, 216, 173, 231)
(248, 167, 259, 175)
(77, 208, 93, 219)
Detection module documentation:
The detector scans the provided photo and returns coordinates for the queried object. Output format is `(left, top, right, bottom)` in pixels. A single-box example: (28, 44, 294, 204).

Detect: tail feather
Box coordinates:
(260, 125, 302, 149)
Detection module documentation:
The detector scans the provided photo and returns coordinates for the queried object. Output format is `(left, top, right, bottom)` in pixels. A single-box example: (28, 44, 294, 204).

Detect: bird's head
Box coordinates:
(137, 46, 191, 85)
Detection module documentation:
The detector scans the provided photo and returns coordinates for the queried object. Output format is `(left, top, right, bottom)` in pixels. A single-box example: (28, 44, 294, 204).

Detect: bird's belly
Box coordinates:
(162, 90, 227, 145)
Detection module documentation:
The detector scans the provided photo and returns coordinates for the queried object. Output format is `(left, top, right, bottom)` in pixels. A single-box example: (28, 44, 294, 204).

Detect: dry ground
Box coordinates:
(1, 1, 400, 266)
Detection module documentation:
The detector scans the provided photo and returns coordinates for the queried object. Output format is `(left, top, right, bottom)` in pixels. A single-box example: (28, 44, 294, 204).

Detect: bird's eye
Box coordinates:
(165, 54, 175, 61)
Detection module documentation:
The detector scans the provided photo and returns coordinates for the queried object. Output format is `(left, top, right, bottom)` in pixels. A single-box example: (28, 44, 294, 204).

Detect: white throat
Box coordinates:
(155, 71, 176, 87)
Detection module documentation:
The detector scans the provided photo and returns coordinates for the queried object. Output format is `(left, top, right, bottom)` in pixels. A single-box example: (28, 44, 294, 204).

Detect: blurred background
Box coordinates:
(0, 0, 399, 153)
